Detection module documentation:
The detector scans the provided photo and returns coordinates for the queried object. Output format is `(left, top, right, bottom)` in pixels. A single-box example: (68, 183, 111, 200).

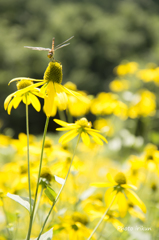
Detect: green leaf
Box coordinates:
(34, 228, 53, 240)
(7, 193, 34, 212)
(44, 186, 57, 203)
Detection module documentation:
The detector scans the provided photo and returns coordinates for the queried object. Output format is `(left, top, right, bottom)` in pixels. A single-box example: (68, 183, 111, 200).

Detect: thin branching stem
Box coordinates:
(26, 100, 32, 214)
(26, 117, 50, 240)
(87, 195, 116, 240)
(36, 134, 81, 240)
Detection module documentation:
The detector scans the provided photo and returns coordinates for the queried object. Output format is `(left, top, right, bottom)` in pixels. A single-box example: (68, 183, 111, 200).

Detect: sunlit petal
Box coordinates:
(81, 132, 90, 146)
(59, 129, 78, 144)
(29, 93, 41, 112)
(125, 189, 146, 213)
(117, 192, 127, 218)
(12, 96, 22, 109)
(121, 184, 137, 190)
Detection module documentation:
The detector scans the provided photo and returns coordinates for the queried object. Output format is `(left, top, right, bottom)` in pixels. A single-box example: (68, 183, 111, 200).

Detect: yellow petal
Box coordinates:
(92, 135, 103, 145)
(125, 189, 146, 213)
(7, 99, 14, 115)
(88, 130, 108, 143)
(59, 129, 78, 144)
(111, 218, 124, 232)
(29, 93, 41, 112)
(117, 192, 127, 218)
(54, 119, 69, 127)
(43, 82, 55, 117)
(104, 188, 116, 206)
(81, 132, 90, 146)
(60, 85, 81, 97)
(121, 184, 137, 190)
(4, 93, 14, 110)
(13, 96, 22, 109)
(106, 173, 116, 184)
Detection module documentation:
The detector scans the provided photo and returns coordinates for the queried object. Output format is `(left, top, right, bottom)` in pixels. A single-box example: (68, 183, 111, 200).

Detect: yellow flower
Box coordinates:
(6, 62, 81, 117)
(109, 79, 129, 92)
(114, 62, 138, 76)
(54, 212, 95, 240)
(93, 118, 114, 137)
(128, 90, 156, 118)
(83, 193, 124, 232)
(4, 79, 43, 114)
(64, 81, 91, 117)
(54, 117, 108, 146)
(40, 62, 81, 117)
(91, 172, 146, 218)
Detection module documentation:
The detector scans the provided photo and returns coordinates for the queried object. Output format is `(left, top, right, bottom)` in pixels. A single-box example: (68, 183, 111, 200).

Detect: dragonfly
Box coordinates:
(24, 36, 74, 60)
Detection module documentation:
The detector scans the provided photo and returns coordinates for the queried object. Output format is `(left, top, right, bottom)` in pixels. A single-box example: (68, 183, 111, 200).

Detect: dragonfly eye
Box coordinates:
(47, 52, 53, 59)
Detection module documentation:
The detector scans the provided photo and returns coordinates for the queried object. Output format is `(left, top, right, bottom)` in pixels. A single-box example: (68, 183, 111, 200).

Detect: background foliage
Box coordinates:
(1, 0, 159, 136)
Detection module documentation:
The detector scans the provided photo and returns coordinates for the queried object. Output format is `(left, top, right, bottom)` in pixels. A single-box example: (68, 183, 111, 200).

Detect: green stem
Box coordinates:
(36, 134, 81, 240)
(66, 109, 72, 123)
(26, 117, 50, 240)
(87, 195, 116, 240)
(58, 109, 66, 122)
(26, 102, 32, 214)
(1, 197, 12, 240)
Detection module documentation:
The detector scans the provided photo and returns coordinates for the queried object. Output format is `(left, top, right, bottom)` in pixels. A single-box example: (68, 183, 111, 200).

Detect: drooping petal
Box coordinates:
(125, 189, 146, 213)
(59, 129, 79, 144)
(29, 93, 41, 112)
(81, 132, 90, 146)
(43, 81, 56, 117)
(54, 119, 69, 127)
(117, 192, 128, 218)
(8, 77, 44, 85)
(23, 95, 31, 105)
(12, 96, 22, 109)
(84, 127, 100, 133)
(104, 188, 116, 207)
(88, 132, 103, 145)
(110, 218, 124, 232)
(56, 127, 76, 131)
(59, 84, 81, 97)
(7, 99, 14, 115)
(88, 130, 108, 143)
(4, 93, 14, 110)
(121, 184, 137, 190)
(128, 207, 146, 221)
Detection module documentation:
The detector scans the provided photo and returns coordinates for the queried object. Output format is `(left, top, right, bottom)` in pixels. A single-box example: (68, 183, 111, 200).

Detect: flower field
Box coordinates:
(0, 61, 159, 239)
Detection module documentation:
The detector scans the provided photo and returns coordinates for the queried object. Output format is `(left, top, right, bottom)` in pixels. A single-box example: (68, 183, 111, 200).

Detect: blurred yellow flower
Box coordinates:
(54, 212, 95, 240)
(54, 118, 108, 146)
(109, 79, 129, 92)
(114, 62, 138, 76)
(83, 194, 124, 232)
(90, 92, 128, 119)
(4, 79, 43, 114)
(128, 90, 156, 118)
(93, 118, 114, 137)
(91, 172, 146, 218)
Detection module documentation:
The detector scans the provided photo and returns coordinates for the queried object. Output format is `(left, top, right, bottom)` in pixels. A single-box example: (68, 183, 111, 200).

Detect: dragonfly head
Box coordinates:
(47, 51, 53, 59)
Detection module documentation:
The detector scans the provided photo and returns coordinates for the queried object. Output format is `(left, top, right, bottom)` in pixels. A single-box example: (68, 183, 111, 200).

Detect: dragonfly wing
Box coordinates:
(24, 46, 51, 51)
(54, 43, 70, 51)
(55, 36, 74, 49)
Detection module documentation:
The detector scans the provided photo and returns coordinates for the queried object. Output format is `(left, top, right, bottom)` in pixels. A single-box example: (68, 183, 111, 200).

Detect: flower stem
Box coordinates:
(36, 134, 81, 240)
(58, 109, 66, 122)
(87, 195, 116, 240)
(26, 117, 50, 240)
(26, 101, 32, 214)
